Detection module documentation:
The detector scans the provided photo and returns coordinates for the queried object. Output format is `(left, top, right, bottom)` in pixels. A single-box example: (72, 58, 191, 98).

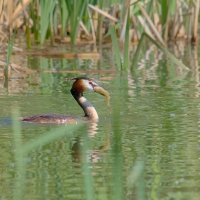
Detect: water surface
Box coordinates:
(0, 45, 200, 200)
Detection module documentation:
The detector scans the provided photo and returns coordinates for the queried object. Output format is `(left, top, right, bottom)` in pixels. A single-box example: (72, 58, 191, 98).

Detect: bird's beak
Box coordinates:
(94, 86, 110, 107)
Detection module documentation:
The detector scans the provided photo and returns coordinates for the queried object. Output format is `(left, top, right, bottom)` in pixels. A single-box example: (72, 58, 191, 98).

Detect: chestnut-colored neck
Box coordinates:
(70, 88, 99, 121)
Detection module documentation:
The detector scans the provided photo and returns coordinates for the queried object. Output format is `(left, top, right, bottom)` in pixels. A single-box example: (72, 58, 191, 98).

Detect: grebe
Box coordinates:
(22, 77, 110, 124)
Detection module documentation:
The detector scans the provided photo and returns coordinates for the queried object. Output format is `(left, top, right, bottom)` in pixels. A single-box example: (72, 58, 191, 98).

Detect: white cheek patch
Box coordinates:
(82, 80, 94, 91)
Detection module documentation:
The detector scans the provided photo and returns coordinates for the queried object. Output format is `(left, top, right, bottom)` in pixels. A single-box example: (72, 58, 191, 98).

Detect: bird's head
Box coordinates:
(71, 77, 110, 105)
(71, 77, 98, 93)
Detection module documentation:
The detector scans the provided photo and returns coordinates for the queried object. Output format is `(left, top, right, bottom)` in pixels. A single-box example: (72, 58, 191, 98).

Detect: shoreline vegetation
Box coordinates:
(0, 0, 199, 74)
(1, 0, 199, 45)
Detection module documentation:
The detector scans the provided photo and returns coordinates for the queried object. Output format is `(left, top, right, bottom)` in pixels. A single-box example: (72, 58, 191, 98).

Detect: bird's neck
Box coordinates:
(71, 89, 99, 121)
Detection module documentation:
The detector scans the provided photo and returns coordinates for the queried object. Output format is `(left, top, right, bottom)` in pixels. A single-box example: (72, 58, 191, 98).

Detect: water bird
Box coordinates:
(22, 77, 110, 124)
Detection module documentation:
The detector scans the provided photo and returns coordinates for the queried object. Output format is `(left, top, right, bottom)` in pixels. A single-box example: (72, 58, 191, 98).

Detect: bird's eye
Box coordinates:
(89, 81, 97, 88)
(89, 81, 93, 86)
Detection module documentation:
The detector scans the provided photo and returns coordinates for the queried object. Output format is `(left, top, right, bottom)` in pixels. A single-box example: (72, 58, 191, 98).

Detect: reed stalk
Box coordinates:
(123, 6, 130, 70)
(87, 7, 97, 49)
(4, 37, 14, 80)
(96, 0, 104, 47)
(67, 0, 88, 46)
(131, 33, 146, 70)
(111, 77, 123, 200)
(59, 0, 68, 37)
(12, 108, 25, 200)
(110, 26, 122, 70)
(81, 132, 95, 200)
(39, 0, 57, 44)
(192, 0, 200, 42)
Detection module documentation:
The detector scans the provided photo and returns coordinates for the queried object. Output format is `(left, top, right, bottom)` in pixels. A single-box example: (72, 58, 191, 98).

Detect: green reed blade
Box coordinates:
(111, 76, 124, 200)
(40, 0, 57, 44)
(160, 0, 168, 26)
(96, 0, 105, 46)
(65, 0, 88, 46)
(28, 1, 39, 42)
(59, 0, 68, 36)
(130, 33, 146, 71)
(159, 0, 176, 39)
(25, 25, 31, 48)
(112, 125, 123, 200)
(168, 0, 176, 16)
(12, 108, 25, 200)
(123, 8, 130, 70)
(110, 26, 122, 70)
(4, 37, 13, 80)
(81, 132, 95, 200)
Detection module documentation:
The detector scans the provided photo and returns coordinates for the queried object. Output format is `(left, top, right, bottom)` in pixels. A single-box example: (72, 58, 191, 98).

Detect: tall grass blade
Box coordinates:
(81, 132, 95, 200)
(123, 8, 130, 70)
(66, 0, 88, 46)
(12, 108, 25, 200)
(110, 26, 122, 70)
(40, 0, 56, 44)
(96, 0, 104, 46)
(130, 33, 146, 70)
(168, 0, 176, 16)
(160, 0, 168, 26)
(163, 0, 176, 41)
(112, 126, 123, 200)
(25, 24, 31, 48)
(192, 0, 200, 42)
(29, 1, 40, 42)
(59, 0, 68, 36)
(112, 76, 124, 200)
(4, 37, 13, 80)
(87, 7, 97, 49)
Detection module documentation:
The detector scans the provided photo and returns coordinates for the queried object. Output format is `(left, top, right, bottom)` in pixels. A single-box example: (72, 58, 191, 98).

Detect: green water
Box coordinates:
(0, 46, 200, 200)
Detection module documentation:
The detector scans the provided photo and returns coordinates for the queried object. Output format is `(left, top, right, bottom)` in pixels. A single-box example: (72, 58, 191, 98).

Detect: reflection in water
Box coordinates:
(88, 122, 98, 137)
(0, 117, 12, 127)
(71, 137, 81, 162)
(71, 122, 110, 163)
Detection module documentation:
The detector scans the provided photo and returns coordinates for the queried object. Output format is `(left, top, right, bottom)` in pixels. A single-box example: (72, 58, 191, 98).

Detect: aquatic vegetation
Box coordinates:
(0, 0, 199, 43)
(0, 0, 197, 73)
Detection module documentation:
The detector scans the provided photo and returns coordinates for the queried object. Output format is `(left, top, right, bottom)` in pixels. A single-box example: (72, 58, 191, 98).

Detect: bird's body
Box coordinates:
(22, 114, 79, 124)
(22, 78, 110, 124)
